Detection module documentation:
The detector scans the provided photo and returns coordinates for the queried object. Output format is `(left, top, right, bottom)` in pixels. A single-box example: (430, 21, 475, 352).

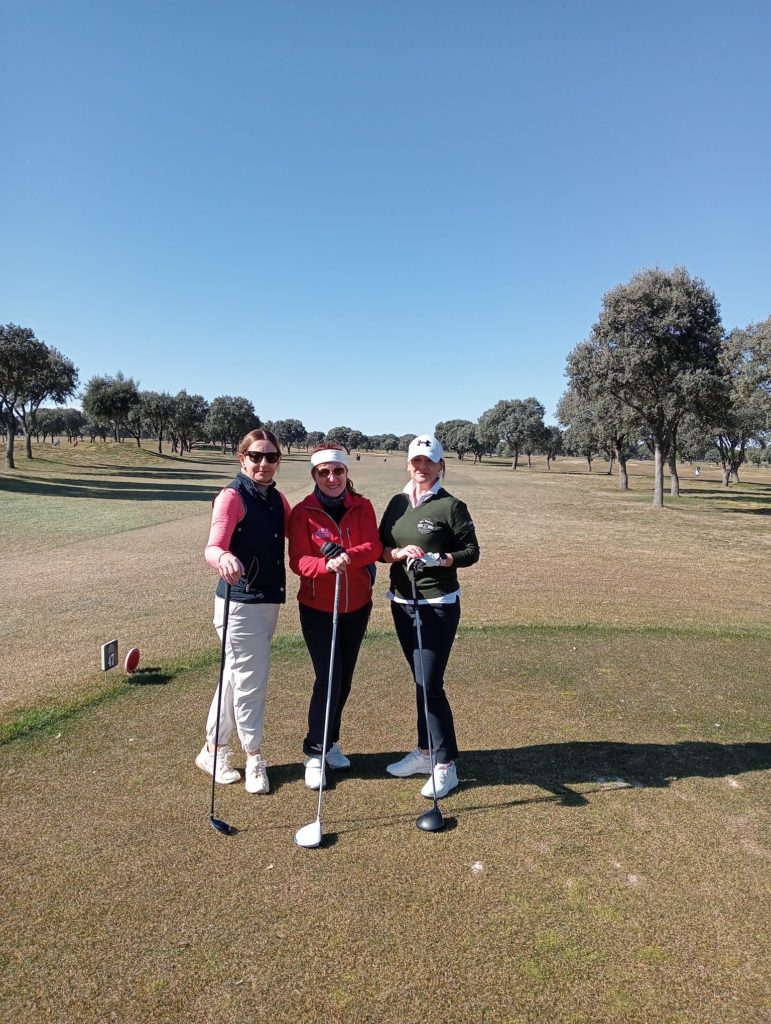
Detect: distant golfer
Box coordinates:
(379, 434, 480, 798)
(289, 444, 382, 789)
(198, 428, 291, 795)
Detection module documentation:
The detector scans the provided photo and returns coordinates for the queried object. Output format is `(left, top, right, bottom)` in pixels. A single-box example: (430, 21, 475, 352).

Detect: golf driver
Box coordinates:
(209, 582, 236, 836)
(409, 563, 445, 833)
(294, 561, 343, 849)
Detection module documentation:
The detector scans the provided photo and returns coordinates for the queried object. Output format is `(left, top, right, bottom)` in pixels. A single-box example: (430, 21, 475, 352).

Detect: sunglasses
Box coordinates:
(316, 466, 346, 478)
(244, 450, 279, 464)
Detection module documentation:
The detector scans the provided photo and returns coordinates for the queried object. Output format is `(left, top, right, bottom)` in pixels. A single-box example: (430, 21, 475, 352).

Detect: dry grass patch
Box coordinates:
(2, 446, 769, 720)
(1, 625, 768, 1023)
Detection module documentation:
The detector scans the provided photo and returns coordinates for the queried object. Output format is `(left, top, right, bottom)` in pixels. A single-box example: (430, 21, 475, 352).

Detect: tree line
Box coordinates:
(2, 266, 769, 507)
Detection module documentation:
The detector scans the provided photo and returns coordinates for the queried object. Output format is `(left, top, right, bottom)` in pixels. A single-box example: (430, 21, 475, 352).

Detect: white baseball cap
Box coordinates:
(407, 434, 444, 463)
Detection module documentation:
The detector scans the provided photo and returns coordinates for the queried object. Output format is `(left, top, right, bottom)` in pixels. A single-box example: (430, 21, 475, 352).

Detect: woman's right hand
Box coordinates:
(392, 544, 424, 563)
(217, 552, 245, 585)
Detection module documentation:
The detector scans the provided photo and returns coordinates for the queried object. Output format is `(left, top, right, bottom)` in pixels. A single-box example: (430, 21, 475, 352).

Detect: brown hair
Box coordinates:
(310, 442, 360, 497)
(238, 428, 282, 458)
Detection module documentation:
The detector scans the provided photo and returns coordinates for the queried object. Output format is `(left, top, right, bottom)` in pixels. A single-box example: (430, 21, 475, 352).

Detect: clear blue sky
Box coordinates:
(3, 0, 769, 436)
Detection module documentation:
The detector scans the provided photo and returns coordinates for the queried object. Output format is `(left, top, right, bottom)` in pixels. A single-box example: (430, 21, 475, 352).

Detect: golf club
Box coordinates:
(410, 564, 445, 833)
(294, 564, 342, 849)
(209, 582, 235, 836)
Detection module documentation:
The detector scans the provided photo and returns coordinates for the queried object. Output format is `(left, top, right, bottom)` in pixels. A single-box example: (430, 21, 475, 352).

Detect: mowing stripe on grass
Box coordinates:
(3, 620, 768, 747)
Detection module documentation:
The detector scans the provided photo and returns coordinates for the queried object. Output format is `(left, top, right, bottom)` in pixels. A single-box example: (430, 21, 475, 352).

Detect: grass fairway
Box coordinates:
(1, 443, 769, 1022)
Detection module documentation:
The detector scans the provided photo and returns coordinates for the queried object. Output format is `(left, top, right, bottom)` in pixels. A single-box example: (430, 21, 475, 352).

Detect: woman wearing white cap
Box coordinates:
(289, 444, 382, 789)
(379, 434, 480, 798)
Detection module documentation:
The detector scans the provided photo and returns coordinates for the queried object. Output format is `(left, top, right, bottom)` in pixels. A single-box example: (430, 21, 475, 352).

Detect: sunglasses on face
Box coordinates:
(316, 467, 346, 478)
(244, 450, 279, 464)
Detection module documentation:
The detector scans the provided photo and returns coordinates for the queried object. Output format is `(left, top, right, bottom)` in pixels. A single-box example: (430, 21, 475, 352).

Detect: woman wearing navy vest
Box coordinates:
(199, 428, 291, 795)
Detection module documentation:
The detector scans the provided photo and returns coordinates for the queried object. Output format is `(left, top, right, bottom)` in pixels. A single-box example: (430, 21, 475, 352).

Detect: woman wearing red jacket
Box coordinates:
(289, 444, 382, 789)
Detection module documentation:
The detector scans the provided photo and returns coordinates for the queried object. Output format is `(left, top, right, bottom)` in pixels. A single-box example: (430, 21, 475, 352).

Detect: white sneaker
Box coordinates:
(195, 744, 240, 785)
(421, 762, 458, 799)
(325, 742, 351, 770)
(304, 756, 326, 790)
(245, 755, 269, 795)
(386, 747, 432, 777)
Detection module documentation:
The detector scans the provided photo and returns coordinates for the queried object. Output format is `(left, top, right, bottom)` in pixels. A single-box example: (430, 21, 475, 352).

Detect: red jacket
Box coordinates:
(289, 491, 383, 613)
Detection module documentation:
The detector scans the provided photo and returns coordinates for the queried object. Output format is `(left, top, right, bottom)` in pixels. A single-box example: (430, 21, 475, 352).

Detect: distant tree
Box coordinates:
(325, 426, 355, 454)
(35, 407, 65, 442)
(169, 391, 208, 454)
(708, 318, 771, 485)
(541, 425, 564, 470)
(306, 430, 325, 449)
(435, 419, 476, 460)
(397, 433, 415, 452)
(566, 267, 724, 506)
(379, 433, 399, 453)
(557, 391, 601, 472)
(471, 419, 499, 463)
(0, 324, 78, 467)
(557, 381, 639, 488)
(347, 429, 366, 452)
(82, 413, 110, 443)
(206, 396, 259, 454)
(271, 418, 307, 453)
(82, 372, 140, 444)
(677, 415, 715, 463)
(141, 391, 176, 454)
(62, 408, 85, 442)
(478, 397, 546, 470)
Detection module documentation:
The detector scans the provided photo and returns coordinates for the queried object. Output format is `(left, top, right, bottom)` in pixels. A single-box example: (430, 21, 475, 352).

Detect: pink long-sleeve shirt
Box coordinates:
(205, 484, 292, 569)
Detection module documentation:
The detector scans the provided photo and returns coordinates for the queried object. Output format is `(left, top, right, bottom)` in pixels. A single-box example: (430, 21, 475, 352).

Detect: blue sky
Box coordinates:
(3, 0, 770, 436)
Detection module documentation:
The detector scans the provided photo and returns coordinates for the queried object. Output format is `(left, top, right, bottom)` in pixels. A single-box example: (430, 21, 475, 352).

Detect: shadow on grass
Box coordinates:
(292, 743, 771, 813)
(0, 476, 221, 501)
(459, 740, 771, 806)
(128, 667, 172, 685)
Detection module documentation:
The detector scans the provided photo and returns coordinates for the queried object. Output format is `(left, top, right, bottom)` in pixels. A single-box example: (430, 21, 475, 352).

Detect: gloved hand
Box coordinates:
(407, 552, 446, 573)
(419, 552, 446, 569)
(320, 541, 346, 559)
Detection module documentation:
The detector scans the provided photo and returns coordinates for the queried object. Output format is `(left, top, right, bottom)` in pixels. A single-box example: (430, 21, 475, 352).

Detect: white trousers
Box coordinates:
(205, 597, 280, 755)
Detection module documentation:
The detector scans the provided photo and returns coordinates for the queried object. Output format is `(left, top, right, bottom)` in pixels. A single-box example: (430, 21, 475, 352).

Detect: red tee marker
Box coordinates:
(124, 647, 140, 674)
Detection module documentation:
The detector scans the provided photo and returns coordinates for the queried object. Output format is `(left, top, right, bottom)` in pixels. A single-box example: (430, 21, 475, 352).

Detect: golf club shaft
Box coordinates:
(210, 583, 231, 819)
(316, 572, 342, 822)
(411, 571, 439, 805)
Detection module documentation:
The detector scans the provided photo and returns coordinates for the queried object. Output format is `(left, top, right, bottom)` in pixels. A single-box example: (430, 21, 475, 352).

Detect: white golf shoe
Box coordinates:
(304, 756, 326, 790)
(244, 754, 269, 794)
(325, 742, 351, 770)
(386, 747, 432, 777)
(195, 745, 240, 785)
(421, 762, 458, 799)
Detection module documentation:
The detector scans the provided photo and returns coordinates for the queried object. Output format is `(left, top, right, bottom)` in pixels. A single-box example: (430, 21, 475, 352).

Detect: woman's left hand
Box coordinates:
(326, 553, 351, 574)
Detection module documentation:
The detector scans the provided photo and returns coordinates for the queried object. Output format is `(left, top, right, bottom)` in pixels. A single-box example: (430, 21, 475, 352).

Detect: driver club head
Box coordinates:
(294, 819, 323, 849)
(209, 816, 236, 836)
(416, 807, 445, 832)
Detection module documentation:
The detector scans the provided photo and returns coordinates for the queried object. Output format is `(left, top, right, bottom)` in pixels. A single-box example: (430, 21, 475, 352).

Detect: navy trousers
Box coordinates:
(391, 599, 460, 764)
(300, 601, 371, 757)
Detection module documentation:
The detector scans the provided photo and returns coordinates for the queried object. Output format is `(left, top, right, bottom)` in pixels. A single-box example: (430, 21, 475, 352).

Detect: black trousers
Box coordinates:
(299, 601, 372, 757)
(391, 599, 460, 764)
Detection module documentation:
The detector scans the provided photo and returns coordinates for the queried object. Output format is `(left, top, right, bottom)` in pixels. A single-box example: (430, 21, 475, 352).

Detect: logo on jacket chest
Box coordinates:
(313, 527, 337, 544)
(417, 518, 437, 535)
